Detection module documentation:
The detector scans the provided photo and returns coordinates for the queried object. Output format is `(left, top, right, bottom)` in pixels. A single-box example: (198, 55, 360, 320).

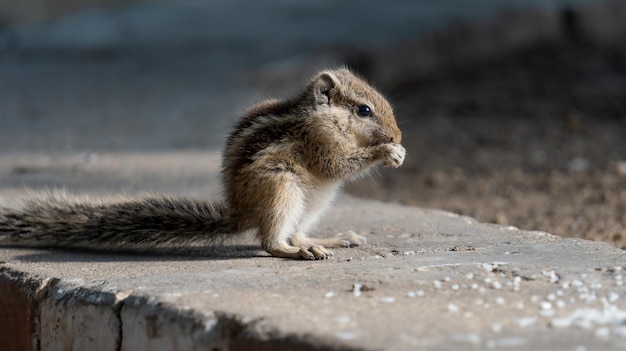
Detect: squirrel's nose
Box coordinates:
(391, 130, 402, 144)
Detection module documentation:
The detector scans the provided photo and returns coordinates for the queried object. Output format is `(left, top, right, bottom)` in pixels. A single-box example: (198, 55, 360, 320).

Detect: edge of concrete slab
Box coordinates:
(0, 266, 351, 351)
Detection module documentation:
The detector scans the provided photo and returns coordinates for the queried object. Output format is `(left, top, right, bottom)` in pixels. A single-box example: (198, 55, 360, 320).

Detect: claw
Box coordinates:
(299, 248, 316, 260)
(309, 245, 333, 259)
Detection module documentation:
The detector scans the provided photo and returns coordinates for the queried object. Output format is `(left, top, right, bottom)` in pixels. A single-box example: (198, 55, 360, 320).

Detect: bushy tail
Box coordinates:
(0, 193, 234, 252)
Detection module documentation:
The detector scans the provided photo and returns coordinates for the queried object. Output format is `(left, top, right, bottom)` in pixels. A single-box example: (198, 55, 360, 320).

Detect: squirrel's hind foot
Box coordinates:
(333, 231, 367, 247)
(262, 242, 333, 260)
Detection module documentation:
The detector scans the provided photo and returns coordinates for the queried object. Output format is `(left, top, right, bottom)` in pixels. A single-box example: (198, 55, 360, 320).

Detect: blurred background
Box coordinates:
(0, 0, 624, 248)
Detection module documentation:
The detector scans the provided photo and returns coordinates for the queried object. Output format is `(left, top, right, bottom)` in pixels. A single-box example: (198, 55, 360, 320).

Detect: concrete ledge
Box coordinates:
(2, 195, 625, 350)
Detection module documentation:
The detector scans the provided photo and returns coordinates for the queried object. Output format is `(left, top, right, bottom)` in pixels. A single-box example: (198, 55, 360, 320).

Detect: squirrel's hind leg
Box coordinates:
(255, 172, 332, 260)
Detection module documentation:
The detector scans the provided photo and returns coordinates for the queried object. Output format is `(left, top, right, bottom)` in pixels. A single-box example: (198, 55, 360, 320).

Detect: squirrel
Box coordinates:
(0, 68, 405, 259)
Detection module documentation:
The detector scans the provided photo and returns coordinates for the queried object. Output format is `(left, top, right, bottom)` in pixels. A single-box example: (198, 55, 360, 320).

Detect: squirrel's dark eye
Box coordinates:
(356, 105, 372, 117)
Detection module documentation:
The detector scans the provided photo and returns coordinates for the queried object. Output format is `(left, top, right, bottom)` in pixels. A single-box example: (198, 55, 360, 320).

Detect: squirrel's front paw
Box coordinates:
(381, 143, 406, 168)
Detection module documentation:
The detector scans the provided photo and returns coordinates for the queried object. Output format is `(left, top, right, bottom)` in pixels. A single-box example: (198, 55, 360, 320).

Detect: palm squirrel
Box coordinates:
(0, 68, 405, 259)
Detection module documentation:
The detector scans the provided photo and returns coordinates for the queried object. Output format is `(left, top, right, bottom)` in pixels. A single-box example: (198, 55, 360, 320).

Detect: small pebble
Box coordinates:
(481, 263, 496, 272)
(352, 283, 363, 297)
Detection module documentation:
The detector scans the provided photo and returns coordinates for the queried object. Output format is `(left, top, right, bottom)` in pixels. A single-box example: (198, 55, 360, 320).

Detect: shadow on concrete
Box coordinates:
(8, 245, 266, 263)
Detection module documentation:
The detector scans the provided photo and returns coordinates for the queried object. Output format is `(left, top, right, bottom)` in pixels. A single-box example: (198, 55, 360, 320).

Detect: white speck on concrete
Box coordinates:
(352, 283, 363, 297)
(540, 301, 553, 310)
(335, 315, 351, 324)
(433, 280, 442, 289)
(516, 317, 537, 328)
(380, 296, 395, 303)
(325, 291, 335, 298)
(448, 303, 459, 312)
(542, 270, 560, 283)
(336, 331, 358, 340)
(496, 296, 505, 305)
(491, 324, 502, 333)
(466, 273, 474, 280)
(452, 284, 460, 290)
(481, 263, 496, 272)
(416, 290, 425, 297)
(492, 281, 502, 289)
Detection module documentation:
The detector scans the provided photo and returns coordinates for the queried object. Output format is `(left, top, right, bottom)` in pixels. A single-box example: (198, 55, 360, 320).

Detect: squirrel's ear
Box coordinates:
(312, 72, 340, 105)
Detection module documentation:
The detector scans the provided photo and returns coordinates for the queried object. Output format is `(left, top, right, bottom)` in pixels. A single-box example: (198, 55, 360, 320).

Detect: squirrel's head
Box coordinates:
(307, 68, 402, 146)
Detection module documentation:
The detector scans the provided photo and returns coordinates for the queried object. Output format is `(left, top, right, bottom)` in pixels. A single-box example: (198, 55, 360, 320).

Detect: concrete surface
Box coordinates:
(1, 152, 626, 351)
